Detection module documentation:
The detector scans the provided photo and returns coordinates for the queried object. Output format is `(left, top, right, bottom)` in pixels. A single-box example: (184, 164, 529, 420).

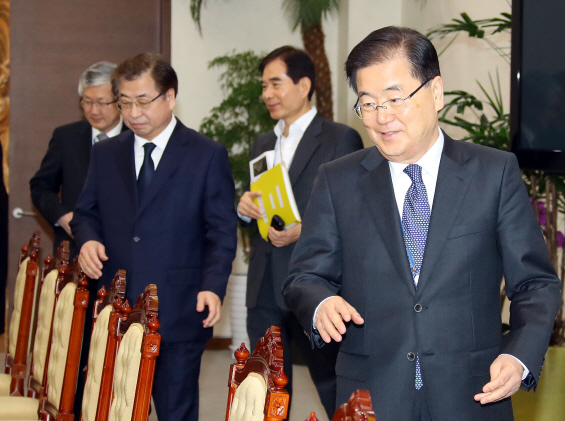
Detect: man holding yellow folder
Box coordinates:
(237, 46, 363, 417)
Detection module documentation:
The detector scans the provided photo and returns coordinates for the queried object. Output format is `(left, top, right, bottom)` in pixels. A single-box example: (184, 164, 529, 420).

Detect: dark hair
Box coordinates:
(112, 52, 178, 98)
(345, 26, 441, 93)
(259, 46, 316, 100)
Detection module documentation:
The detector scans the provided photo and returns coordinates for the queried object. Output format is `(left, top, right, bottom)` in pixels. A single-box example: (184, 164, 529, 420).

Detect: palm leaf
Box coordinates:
(282, 0, 340, 31)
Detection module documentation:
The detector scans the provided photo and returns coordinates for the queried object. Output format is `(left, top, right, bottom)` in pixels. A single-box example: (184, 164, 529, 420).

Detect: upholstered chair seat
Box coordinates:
(0, 395, 39, 420)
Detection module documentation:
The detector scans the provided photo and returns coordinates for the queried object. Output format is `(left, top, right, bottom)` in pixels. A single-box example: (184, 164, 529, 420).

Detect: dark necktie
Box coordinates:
(137, 142, 157, 203)
(401, 164, 431, 390)
(94, 133, 108, 144)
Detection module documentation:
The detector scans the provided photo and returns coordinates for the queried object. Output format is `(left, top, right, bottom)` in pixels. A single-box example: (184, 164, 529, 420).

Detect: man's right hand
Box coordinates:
(78, 240, 108, 279)
(315, 296, 364, 343)
(237, 191, 263, 220)
(57, 212, 74, 238)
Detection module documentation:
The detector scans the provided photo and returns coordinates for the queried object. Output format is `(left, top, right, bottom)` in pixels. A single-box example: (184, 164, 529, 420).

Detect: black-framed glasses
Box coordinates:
(117, 93, 164, 111)
(353, 78, 433, 119)
(80, 99, 117, 110)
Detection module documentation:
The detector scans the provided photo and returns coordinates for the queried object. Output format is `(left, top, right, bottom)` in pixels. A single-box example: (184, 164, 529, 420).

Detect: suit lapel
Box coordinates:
(417, 135, 473, 295)
(115, 132, 137, 208)
(137, 123, 188, 215)
(79, 121, 93, 168)
(288, 113, 323, 186)
(359, 148, 416, 295)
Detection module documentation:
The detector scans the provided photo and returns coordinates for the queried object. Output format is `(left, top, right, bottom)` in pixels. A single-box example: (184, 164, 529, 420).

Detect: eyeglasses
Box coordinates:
(352, 78, 433, 120)
(117, 93, 164, 111)
(80, 99, 117, 110)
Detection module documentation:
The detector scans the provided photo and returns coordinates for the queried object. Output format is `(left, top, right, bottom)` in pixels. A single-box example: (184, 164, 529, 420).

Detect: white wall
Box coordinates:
(403, 0, 512, 139)
(171, 0, 401, 142)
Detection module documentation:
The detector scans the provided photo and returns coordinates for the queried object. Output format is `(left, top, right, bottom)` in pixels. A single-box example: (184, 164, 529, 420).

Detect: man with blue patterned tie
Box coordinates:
(283, 27, 561, 421)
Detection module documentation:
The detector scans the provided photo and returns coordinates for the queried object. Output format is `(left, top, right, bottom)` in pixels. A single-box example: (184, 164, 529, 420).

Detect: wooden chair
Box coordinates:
(226, 326, 289, 421)
(1, 232, 41, 396)
(0, 258, 89, 421)
(306, 390, 377, 421)
(80, 270, 126, 421)
(27, 242, 70, 403)
(107, 284, 160, 421)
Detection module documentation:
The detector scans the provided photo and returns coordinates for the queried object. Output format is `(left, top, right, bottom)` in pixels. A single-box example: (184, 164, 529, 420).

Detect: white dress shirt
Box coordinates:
(134, 116, 177, 178)
(273, 106, 317, 168)
(91, 117, 123, 144)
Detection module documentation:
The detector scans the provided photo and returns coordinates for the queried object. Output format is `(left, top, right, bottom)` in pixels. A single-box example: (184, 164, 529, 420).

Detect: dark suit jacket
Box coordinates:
(30, 119, 128, 255)
(244, 112, 363, 310)
(283, 134, 562, 421)
(70, 119, 238, 342)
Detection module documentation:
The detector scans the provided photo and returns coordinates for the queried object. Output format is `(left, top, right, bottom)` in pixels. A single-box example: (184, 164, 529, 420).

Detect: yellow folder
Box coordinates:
(250, 163, 301, 241)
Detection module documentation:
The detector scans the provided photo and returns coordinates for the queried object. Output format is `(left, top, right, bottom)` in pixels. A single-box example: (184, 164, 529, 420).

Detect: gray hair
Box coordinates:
(78, 61, 117, 96)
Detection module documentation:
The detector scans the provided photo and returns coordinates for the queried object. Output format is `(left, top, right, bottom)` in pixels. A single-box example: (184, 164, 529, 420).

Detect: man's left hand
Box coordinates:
(268, 223, 301, 248)
(196, 291, 222, 328)
(474, 354, 524, 404)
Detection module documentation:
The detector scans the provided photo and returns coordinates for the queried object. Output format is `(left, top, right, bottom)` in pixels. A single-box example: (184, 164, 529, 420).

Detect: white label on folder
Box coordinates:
(275, 185, 285, 208)
(269, 193, 275, 210)
(257, 196, 268, 223)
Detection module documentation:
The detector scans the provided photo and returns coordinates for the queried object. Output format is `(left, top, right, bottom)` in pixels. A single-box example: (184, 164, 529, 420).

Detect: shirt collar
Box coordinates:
(273, 106, 317, 138)
(91, 117, 123, 141)
(134, 115, 177, 151)
(389, 128, 444, 180)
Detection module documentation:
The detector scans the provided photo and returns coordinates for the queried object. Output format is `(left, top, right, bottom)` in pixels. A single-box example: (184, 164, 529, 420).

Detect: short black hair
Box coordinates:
(260, 46, 316, 100)
(112, 52, 178, 98)
(345, 26, 441, 93)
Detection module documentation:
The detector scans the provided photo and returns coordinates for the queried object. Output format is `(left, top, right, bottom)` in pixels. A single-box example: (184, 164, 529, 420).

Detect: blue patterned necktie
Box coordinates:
(138, 142, 157, 203)
(401, 164, 430, 390)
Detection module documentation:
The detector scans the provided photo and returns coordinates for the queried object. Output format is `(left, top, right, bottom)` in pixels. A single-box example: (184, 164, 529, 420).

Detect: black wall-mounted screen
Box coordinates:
(510, 0, 565, 172)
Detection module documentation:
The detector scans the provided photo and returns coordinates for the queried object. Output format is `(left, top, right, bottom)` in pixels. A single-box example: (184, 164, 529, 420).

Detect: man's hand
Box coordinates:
(197, 291, 222, 328)
(474, 355, 524, 404)
(315, 296, 364, 343)
(237, 191, 263, 220)
(268, 223, 301, 248)
(57, 212, 74, 238)
(78, 240, 108, 279)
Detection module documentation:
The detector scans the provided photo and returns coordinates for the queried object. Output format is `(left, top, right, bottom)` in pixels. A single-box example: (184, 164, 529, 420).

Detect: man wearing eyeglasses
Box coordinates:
(283, 27, 561, 421)
(71, 53, 237, 421)
(30, 61, 126, 259)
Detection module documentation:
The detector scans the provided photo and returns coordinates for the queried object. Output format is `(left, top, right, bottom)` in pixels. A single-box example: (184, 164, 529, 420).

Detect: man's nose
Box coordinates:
(129, 104, 142, 118)
(376, 106, 394, 124)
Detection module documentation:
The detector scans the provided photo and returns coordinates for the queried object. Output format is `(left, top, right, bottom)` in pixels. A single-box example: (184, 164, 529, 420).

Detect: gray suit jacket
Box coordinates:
(244, 112, 363, 310)
(283, 133, 562, 421)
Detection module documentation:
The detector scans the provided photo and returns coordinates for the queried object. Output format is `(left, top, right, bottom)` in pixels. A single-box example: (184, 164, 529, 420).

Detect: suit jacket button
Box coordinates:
(407, 352, 416, 361)
(414, 304, 423, 312)
(133, 236, 140, 242)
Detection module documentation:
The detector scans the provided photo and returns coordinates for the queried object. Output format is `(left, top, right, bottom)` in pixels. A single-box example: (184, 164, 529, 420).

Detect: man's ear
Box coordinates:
(166, 88, 176, 110)
(299, 77, 312, 100)
(432, 76, 444, 112)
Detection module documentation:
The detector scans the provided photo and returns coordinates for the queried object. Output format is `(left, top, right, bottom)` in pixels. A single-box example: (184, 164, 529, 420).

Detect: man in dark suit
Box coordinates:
(30, 61, 126, 259)
(71, 53, 238, 421)
(237, 46, 363, 417)
(283, 27, 562, 421)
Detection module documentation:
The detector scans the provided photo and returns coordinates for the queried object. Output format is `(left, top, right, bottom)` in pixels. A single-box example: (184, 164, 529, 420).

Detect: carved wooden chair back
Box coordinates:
(27, 241, 70, 402)
(306, 390, 377, 421)
(41, 258, 90, 421)
(108, 284, 160, 421)
(80, 270, 127, 421)
(1, 231, 41, 396)
(226, 326, 289, 421)
(0, 256, 87, 421)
